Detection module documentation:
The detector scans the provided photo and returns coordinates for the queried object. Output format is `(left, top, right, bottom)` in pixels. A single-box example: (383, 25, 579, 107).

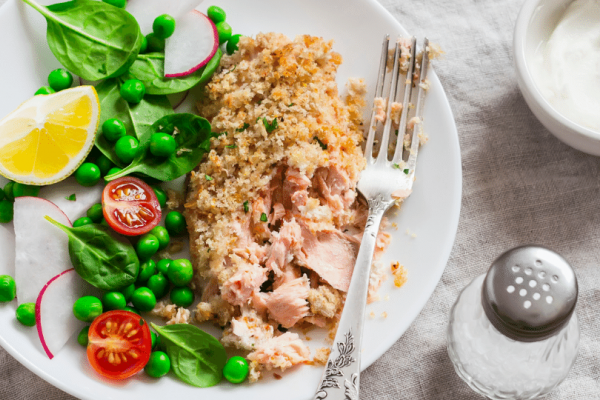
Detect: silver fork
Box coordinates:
(313, 35, 430, 400)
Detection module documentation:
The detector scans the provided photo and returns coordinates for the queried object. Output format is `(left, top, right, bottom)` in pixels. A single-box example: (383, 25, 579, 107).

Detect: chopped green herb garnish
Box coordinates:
(65, 193, 76, 201)
(403, 169, 410, 175)
(392, 163, 400, 169)
(288, 103, 295, 107)
(139, 318, 145, 326)
(260, 213, 267, 222)
(225, 144, 237, 149)
(236, 123, 250, 132)
(314, 137, 327, 150)
(395, 129, 399, 136)
(226, 65, 236, 74)
(205, 174, 213, 181)
(257, 100, 262, 105)
(261, 117, 278, 133)
(243, 201, 249, 213)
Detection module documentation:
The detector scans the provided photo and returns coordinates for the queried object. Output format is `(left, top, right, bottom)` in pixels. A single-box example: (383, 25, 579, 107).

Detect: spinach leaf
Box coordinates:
(121, 48, 222, 95)
(95, 79, 173, 166)
(151, 323, 226, 387)
(105, 113, 213, 182)
(22, 0, 143, 81)
(45, 217, 139, 291)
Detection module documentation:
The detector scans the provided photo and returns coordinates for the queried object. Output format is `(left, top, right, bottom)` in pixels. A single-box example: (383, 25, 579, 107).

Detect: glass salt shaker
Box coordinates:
(447, 246, 580, 399)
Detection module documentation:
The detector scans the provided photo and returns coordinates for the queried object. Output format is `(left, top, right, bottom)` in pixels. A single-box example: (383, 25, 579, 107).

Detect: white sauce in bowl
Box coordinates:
(532, 0, 600, 132)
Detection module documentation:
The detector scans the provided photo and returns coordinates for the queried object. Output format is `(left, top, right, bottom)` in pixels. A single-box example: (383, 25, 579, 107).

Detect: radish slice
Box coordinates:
(14, 197, 72, 304)
(126, 0, 205, 35)
(36, 269, 99, 359)
(164, 10, 218, 78)
(39, 177, 103, 221)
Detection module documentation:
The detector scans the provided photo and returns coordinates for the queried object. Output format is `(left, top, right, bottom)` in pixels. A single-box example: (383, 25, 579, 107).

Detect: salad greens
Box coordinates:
(105, 113, 214, 182)
(22, 0, 143, 81)
(122, 49, 223, 95)
(45, 217, 139, 291)
(95, 79, 174, 166)
(151, 323, 226, 388)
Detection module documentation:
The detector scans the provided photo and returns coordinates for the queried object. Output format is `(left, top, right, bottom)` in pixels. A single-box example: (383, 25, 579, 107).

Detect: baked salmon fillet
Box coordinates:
(184, 32, 389, 382)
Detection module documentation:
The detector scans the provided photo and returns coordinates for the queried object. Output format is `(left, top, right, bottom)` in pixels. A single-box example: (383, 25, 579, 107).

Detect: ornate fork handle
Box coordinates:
(314, 195, 393, 400)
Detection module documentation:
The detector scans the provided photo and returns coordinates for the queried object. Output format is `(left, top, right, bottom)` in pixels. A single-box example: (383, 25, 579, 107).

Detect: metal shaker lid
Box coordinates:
(482, 245, 578, 342)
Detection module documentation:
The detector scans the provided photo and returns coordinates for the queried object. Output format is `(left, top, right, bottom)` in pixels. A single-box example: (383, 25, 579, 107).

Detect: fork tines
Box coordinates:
(364, 35, 430, 176)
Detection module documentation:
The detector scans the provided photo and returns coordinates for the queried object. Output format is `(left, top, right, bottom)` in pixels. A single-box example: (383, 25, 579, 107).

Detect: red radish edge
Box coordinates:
(18, 197, 73, 228)
(173, 90, 189, 110)
(35, 268, 75, 359)
(18, 197, 74, 228)
(164, 10, 219, 78)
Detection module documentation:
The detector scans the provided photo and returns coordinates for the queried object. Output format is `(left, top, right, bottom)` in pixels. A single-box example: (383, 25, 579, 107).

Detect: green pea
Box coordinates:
(115, 136, 140, 164)
(123, 306, 140, 315)
(86, 203, 104, 223)
(47, 68, 73, 92)
(226, 34, 242, 55)
(35, 86, 55, 95)
(223, 356, 249, 383)
(150, 330, 160, 349)
(4, 181, 15, 201)
(131, 287, 156, 312)
(120, 79, 146, 104)
(102, 118, 126, 143)
(149, 133, 176, 158)
(73, 216, 93, 227)
(0, 275, 16, 302)
(156, 259, 171, 275)
(152, 14, 176, 39)
(167, 259, 193, 287)
(152, 186, 167, 208)
(146, 33, 165, 52)
(165, 211, 186, 235)
(16, 303, 36, 327)
(95, 155, 114, 177)
(170, 286, 194, 308)
(120, 283, 136, 302)
(137, 259, 157, 283)
(75, 163, 101, 187)
(150, 226, 170, 250)
(145, 351, 171, 378)
(105, 167, 122, 181)
(73, 296, 103, 322)
(102, 0, 126, 8)
(0, 200, 14, 223)
(136, 233, 159, 260)
(207, 6, 226, 23)
(12, 183, 40, 198)
(216, 21, 232, 44)
(102, 291, 126, 311)
(147, 273, 169, 299)
(140, 35, 148, 54)
(77, 326, 89, 347)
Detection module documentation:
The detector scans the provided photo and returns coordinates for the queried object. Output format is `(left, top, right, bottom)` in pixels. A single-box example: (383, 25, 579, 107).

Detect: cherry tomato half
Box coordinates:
(87, 310, 152, 380)
(103, 177, 161, 236)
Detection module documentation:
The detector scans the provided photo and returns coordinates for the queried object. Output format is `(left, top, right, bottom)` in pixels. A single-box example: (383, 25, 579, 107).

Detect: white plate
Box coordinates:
(0, 0, 461, 399)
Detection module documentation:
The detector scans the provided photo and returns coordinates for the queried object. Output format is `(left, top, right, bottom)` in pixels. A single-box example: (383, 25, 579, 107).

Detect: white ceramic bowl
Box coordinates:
(514, 0, 600, 156)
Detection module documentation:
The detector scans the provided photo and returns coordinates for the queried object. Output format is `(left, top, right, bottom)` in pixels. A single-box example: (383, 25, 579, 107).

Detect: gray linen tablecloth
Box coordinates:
(2, 0, 600, 398)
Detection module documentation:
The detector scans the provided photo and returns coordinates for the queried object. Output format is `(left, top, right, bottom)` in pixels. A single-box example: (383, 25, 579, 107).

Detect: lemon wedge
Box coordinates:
(0, 86, 100, 185)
